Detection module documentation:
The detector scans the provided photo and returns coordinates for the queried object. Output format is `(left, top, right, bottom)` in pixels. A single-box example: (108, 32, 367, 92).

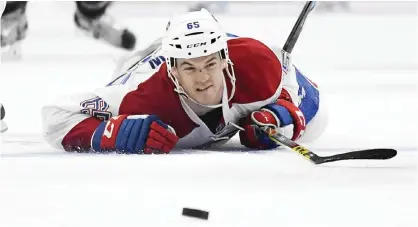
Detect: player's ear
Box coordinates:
(171, 67, 179, 77)
(222, 59, 227, 69)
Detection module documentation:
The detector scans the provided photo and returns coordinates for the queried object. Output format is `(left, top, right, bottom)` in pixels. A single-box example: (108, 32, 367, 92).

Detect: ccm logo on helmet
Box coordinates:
(187, 42, 207, 48)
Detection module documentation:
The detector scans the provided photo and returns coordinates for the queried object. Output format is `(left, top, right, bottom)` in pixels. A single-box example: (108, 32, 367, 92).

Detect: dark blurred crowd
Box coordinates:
(0, 1, 136, 52)
(0, 1, 350, 56)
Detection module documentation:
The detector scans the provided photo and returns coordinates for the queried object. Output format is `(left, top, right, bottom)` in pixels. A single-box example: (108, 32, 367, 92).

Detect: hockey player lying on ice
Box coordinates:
(41, 9, 328, 154)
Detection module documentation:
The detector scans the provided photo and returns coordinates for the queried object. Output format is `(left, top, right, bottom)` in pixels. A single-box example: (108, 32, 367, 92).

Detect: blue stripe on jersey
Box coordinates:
(295, 67, 320, 124)
(227, 33, 239, 37)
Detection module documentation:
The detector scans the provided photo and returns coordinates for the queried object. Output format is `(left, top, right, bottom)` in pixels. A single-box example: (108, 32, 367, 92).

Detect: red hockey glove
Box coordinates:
(239, 99, 306, 149)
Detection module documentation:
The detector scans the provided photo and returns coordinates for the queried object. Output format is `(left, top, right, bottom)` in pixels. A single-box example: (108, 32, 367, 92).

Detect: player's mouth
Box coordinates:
(196, 85, 212, 92)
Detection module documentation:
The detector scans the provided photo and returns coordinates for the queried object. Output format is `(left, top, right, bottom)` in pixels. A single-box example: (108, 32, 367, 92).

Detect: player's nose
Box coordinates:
(195, 69, 210, 82)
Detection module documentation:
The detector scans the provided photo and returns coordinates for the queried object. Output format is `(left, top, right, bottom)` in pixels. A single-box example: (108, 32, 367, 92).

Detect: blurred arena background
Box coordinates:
(1, 1, 416, 71)
(113, 1, 417, 16)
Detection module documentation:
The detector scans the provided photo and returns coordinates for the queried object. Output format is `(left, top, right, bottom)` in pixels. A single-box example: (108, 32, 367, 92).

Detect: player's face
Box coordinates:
(173, 53, 226, 105)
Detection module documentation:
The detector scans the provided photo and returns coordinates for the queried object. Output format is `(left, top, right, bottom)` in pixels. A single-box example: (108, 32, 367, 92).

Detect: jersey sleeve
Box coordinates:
(229, 37, 320, 140)
(264, 47, 320, 140)
(274, 47, 320, 125)
(41, 84, 134, 151)
(42, 38, 167, 152)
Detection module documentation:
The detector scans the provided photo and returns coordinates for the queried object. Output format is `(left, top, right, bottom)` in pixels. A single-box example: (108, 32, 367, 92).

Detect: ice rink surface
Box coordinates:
(0, 2, 417, 227)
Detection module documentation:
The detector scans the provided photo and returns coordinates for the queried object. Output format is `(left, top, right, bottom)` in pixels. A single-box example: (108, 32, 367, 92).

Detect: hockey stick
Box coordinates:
(259, 1, 397, 164)
(262, 127, 397, 164)
(282, 1, 316, 53)
(280, 1, 316, 73)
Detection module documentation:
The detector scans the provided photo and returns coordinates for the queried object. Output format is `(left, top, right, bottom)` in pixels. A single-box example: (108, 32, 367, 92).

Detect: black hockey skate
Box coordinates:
(1, 7, 27, 60)
(74, 10, 136, 50)
(0, 104, 8, 133)
(1, 7, 28, 47)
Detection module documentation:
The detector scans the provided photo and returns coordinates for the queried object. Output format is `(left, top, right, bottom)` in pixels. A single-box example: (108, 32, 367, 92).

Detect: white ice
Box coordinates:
(0, 2, 417, 227)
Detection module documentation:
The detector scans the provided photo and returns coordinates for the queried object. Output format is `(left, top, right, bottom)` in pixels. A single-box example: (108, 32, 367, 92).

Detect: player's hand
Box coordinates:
(91, 115, 179, 154)
(239, 100, 306, 149)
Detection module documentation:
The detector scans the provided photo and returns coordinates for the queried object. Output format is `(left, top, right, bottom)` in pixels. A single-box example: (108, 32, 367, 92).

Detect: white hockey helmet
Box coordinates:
(162, 8, 236, 103)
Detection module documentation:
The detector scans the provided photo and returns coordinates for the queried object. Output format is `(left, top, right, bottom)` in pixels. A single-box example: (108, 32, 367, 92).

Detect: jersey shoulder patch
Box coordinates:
(80, 96, 113, 121)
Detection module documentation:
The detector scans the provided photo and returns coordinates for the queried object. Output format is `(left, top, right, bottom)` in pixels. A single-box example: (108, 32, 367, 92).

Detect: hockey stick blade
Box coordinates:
(314, 148, 397, 164)
(260, 127, 397, 164)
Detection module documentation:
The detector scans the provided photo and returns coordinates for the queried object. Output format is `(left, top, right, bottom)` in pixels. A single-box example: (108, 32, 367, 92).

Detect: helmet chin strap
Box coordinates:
(168, 60, 236, 110)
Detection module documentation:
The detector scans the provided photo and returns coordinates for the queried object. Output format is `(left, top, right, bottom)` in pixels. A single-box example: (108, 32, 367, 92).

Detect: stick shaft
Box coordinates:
(283, 1, 316, 53)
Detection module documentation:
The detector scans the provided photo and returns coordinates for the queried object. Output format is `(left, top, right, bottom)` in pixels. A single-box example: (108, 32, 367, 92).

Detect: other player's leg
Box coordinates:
(1, 1, 28, 59)
(74, 1, 136, 50)
(187, 1, 229, 14)
(0, 103, 7, 133)
(1, 1, 6, 16)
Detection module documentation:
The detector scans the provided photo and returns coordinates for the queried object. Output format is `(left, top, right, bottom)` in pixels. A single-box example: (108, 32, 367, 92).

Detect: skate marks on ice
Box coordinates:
(0, 133, 64, 157)
(1, 133, 416, 170)
(0, 143, 416, 227)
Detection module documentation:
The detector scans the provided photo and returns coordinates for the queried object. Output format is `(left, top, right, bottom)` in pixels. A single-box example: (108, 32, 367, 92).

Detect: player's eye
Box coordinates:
(206, 62, 217, 68)
(184, 67, 195, 72)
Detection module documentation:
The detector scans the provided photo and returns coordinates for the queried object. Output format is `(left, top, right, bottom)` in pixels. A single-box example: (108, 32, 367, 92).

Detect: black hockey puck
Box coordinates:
(0, 104, 5, 120)
(182, 208, 209, 220)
